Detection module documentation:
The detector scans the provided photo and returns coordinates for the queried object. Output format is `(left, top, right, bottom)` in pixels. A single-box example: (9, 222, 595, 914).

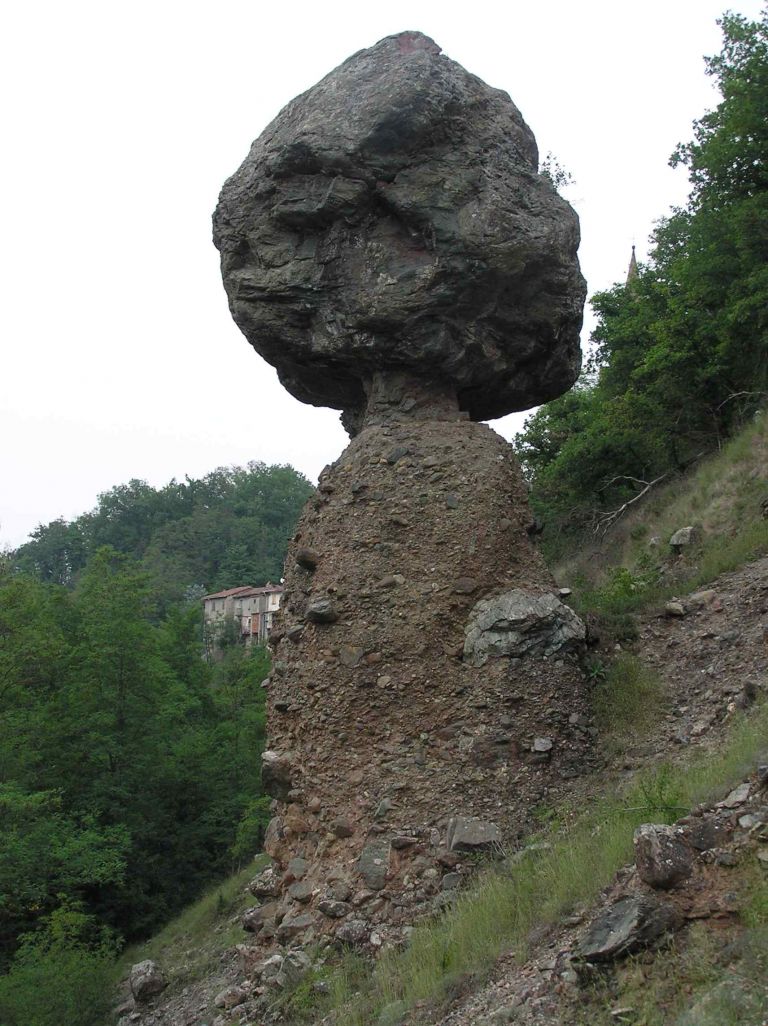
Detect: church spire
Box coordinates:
(626, 244, 639, 284)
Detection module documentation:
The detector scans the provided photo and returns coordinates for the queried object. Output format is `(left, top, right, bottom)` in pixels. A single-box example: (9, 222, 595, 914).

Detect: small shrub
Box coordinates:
(230, 795, 272, 866)
(634, 763, 685, 821)
(591, 652, 664, 733)
(583, 655, 608, 684)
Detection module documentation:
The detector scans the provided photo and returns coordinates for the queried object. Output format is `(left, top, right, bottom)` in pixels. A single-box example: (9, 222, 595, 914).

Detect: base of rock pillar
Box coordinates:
(253, 400, 594, 950)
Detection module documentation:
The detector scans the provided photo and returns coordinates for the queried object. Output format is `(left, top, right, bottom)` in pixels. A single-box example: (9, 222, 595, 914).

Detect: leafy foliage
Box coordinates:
(0, 907, 119, 1026)
(516, 10, 768, 547)
(0, 551, 270, 968)
(13, 462, 313, 602)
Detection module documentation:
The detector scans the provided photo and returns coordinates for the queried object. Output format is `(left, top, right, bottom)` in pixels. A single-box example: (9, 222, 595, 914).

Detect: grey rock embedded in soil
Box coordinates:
(282, 949, 313, 986)
(249, 864, 281, 897)
(242, 902, 278, 934)
(687, 815, 730, 852)
(358, 839, 391, 890)
(260, 750, 294, 799)
(306, 596, 338, 623)
(213, 985, 247, 1009)
(129, 960, 167, 1003)
(721, 783, 751, 808)
(213, 31, 585, 432)
(335, 918, 371, 947)
(669, 526, 699, 550)
(276, 912, 315, 945)
(633, 823, 693, 889)
(463, 589, 586, 666)
(447, 816, 502, 852)
(665, 601, 686, 618)
(576, 895, 680, 962)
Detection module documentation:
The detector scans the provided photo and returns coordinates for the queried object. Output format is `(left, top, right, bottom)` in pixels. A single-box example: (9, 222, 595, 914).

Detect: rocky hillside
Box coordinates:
(427, 555, 768, 1026)
(113, 411, 768, 1026)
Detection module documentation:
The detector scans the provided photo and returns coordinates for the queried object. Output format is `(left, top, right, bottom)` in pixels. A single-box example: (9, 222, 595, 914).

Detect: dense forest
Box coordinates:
(12, 461, 314, 606)
(0, 463, 312, 1022)
(516, 10, 767, 551)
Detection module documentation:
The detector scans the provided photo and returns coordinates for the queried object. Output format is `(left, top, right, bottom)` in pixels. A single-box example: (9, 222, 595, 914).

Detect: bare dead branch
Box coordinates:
(602, 474, 651, 490)
(592, 449, 708, 536)
(716, 390, 767, 411)
(592, 472, 670, 535)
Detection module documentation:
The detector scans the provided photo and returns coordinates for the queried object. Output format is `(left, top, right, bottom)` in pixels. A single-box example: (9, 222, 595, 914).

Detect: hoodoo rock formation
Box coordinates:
(213, 32, 593, 951)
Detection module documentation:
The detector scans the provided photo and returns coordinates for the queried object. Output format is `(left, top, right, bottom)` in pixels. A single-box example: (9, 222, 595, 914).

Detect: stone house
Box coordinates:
(202, 583, 282, 656)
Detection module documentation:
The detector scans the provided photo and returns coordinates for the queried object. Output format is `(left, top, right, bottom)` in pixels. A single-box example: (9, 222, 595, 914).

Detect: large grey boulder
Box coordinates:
(463, 589, 585, 667)
(213, 31, 585, 434)
(129, 960, 166, 1003)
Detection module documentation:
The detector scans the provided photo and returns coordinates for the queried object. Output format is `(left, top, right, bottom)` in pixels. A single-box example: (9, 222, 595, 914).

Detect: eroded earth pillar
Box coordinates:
(213, 31, 593, 950)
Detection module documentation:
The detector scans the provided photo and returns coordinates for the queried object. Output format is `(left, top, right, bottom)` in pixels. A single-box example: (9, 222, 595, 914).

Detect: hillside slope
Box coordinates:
(426, 554, 768, 1026)
(114, 417, 768, 1026)
(553, 411, 768, 589)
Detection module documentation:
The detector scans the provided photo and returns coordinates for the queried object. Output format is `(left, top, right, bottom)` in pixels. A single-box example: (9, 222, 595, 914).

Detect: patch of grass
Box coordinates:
(556, 414, 768, 604)
(740, 863, 768, 930)
(309, 702, 768, 1026)
(591, 652, 665, 734)
(571, 516, 768, 631)
(122, 855, 269, 992)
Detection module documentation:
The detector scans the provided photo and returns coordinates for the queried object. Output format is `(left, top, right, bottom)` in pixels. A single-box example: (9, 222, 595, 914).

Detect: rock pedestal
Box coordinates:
(213, 30, 591, 949)
(255, 379, 592, 945)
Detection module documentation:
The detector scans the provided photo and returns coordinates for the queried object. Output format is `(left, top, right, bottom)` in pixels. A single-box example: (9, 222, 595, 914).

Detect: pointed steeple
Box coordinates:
(626, 244, 639, 284)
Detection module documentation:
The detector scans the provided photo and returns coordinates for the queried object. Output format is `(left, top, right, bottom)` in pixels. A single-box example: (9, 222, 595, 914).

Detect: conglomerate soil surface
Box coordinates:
(259, 406, 595, 949)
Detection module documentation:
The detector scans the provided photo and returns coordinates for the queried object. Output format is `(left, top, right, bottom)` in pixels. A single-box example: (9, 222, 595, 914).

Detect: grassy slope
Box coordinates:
(120, 855, 268, 1001)
(553, 412, 768, 594)
(311, 705, 768, 1026)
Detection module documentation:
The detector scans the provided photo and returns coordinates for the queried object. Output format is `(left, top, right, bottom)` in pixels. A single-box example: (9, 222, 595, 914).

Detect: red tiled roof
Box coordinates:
(203, 583, 284, 601)
(237, 584, 284, 597)
(202, 585, 256, 601)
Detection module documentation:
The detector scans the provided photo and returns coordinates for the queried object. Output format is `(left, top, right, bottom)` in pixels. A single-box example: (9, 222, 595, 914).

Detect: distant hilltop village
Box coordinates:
(202, 583, 282, 658)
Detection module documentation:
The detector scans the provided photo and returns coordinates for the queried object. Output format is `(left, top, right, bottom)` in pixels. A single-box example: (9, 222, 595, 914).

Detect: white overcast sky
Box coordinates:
(1, 0, 763, 548)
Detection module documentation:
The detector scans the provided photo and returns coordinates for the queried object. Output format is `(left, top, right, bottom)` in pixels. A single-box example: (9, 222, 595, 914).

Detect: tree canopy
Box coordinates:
(516, 9, 768, 545)
(13, 462, 314, 603)
(0, 551, 270, 968)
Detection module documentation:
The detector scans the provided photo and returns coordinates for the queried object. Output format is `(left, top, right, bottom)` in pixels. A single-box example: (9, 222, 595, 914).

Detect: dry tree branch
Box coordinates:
(592, 471, 670, 535)
(716, 390, 767, 411)
(592, 449, 710, 537)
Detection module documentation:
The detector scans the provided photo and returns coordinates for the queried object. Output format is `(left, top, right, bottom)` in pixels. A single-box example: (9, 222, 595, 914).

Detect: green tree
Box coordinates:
(516, 9, 768, 541)
(13, 461, 312, 606)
